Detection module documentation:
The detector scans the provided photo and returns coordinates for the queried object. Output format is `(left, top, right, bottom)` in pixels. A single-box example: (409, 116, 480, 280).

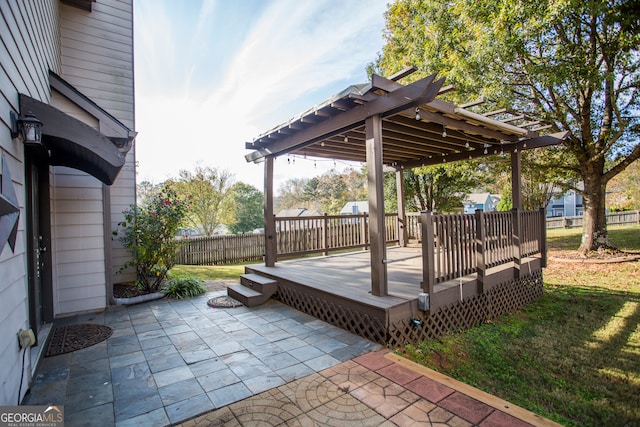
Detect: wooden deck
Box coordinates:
(245, 246, 544, 346)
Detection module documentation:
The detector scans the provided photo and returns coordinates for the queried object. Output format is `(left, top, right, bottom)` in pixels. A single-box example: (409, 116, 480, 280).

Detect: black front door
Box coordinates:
(25, 152, 53, 337)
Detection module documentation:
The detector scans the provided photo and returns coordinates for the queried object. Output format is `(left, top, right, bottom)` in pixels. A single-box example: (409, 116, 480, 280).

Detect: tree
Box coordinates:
(169, 165, 234, 236)
(276, 178, 310, 212)
(136, 180, 162, 208)
(225, 183, 264, 234)
(607, 159, 640, 210)
(374, 0, 640, 254)
(404, 163, 488, 213)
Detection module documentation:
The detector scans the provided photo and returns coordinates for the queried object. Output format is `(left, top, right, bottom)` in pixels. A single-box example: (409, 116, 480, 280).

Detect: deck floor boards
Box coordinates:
(250, 246, 424, 310)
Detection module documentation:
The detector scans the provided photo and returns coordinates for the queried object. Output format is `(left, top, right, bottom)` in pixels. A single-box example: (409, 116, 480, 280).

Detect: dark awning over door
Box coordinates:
(20, 94, 132, 185)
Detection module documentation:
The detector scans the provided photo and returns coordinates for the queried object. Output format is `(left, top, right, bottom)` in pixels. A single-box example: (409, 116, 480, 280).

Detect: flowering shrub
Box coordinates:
(114, 185, 189, 293)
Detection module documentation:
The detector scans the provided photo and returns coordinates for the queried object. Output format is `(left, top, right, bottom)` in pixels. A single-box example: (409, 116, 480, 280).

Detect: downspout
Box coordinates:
(103, 183, 114, 305)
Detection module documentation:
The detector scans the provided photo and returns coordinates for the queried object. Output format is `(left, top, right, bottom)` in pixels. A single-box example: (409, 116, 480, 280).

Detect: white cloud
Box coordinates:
(134, 0, 388, 190)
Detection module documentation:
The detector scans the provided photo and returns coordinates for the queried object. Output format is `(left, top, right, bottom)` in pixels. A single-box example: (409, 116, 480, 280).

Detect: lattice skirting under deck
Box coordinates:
(387, 270, 544, 347)
(275, 283, 389, 344)
(275, 270, 544, 347)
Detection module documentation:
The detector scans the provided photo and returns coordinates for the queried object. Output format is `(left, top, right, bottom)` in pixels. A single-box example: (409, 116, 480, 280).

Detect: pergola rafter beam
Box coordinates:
(245, 74, 444, 163)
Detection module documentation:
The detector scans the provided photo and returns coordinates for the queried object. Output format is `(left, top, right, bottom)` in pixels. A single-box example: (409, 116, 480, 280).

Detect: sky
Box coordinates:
(134, 0, 390, 190)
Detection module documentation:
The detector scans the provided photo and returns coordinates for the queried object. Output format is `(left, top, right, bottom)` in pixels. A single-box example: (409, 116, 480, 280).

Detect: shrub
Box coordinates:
(114, 185, 189, 293)
(161, 276, 208, 299)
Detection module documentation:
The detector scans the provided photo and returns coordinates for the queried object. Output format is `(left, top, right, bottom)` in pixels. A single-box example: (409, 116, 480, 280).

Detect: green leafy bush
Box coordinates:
(161, 276, 208, 299)
(114, 185, 189, 293)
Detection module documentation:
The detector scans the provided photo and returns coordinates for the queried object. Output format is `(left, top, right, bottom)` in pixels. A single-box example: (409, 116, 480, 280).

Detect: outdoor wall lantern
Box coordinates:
(10, 110, 43, 147)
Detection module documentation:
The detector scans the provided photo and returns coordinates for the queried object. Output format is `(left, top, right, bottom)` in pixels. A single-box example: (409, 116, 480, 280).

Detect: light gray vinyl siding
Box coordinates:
(59, 0, 136, 284)
(51, 168, 106, 315)
(0, 0, 60, 406)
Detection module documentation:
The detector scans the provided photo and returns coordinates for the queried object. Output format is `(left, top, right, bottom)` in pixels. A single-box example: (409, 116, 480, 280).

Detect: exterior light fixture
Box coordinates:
(415, 107, 421, 121)
(10, 111, 43, 147)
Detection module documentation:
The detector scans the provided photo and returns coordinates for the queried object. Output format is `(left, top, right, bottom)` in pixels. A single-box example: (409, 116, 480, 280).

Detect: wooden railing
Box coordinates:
(420, 209, 546, 295)
(175, 213, 400, 265)
(275, 213, 399, 259)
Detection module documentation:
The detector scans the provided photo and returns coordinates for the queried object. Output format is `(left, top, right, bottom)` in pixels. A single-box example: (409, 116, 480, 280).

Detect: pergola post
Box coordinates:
(264, 156, 276, 267)
(366, 114, 388, 296)
(510, 150, 522, 278)
(511, 150, 522, 210)
(396, 168, 408, 247)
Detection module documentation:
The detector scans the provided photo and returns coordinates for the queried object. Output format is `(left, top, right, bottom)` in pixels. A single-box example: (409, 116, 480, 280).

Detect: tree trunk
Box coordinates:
(579, 172, 609, 254)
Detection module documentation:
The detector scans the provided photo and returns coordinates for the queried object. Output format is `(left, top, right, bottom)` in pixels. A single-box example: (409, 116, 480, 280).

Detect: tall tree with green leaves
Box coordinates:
(374, 0, 640, 254)
(403, 163, 488, 213)
(224, 183, 264, 234)
(168, 165, 234, 236)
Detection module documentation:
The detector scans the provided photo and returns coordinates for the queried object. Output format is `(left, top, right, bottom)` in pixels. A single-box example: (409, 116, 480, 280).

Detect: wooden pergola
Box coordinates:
(245, 68, 567, 299)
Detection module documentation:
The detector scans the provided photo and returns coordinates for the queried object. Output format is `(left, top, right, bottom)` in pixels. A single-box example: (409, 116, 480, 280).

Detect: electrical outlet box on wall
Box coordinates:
(17, 329, 36, 349)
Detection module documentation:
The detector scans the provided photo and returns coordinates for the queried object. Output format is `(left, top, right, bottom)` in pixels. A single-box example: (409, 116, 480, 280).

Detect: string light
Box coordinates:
(415, 107, 421, 121)
(344, 136, 348, 143)
(442, 124, 447, 138)
(465, 140, 470, 149)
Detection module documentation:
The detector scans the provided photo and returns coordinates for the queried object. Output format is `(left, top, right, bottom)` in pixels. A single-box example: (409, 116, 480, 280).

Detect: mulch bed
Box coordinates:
(45, 324, 113, 357)
(113, 283, 151, 298)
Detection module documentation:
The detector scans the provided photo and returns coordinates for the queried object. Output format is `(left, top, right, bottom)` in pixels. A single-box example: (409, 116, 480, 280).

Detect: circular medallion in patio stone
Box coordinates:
(207, 295, 243, 308)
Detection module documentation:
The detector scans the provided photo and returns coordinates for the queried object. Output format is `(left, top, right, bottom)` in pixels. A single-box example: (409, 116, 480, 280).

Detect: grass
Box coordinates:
(169, 263, 249, 281)
(399, 225, 640, 426)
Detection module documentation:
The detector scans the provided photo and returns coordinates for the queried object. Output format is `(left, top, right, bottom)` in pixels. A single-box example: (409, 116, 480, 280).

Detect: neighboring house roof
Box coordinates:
(340, 201, 369, 215)
(276, 208, 322, 217)
(464, 193, 492, 205)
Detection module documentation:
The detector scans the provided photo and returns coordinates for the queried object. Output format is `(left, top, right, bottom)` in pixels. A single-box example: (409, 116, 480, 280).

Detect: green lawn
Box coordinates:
(169, 263, 248, 281)
(399, 225, 640, 426)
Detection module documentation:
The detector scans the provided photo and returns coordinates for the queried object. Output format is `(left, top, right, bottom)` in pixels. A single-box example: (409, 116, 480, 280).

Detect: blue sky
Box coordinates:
(134, 0, 390, 190)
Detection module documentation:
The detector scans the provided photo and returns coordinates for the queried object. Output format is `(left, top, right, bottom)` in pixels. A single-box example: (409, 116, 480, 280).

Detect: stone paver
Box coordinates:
(24, 283, 558, 427)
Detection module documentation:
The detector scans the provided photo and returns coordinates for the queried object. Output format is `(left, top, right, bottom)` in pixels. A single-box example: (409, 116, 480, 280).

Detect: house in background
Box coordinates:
(547, 189, 583, 217)
(0, 0, 136, 404)
(276, 208, 322, 230)
(462, 192, 497, 214)
(340, 201, 369, 215)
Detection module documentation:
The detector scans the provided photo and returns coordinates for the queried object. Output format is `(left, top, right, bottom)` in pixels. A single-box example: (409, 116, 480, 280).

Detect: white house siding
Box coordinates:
(51, 168, 106, 315)
(0, 0, 60, 407)
(59, 0, 136, 284)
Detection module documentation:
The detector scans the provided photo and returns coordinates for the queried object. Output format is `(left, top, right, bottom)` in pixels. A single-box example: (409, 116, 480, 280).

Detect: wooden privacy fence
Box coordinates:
(545, 210, 640, 229)
(176, 233, 264, 265)
(420, 209, 546, 293)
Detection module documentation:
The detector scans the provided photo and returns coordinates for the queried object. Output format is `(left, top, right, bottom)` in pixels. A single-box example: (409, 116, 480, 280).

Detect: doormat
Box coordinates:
(45, 324, 113, 357)
(207, 296, 243, 308)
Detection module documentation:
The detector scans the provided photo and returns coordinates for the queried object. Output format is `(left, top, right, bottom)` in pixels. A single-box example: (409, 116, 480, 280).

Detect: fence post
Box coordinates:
(540, 208, 547, 268)
(475, 209, 486, 293)
(420, 211, 435, 299)
(512, 208, 521, 279)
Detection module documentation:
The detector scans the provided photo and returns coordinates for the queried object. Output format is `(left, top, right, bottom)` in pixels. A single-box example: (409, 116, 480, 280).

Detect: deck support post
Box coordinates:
(396, 168, 408, 247)
(264, 156, 276, 267)
(512, 208, 522, 278)
(475, 209, 486, 293)
(420, 211, 435, 297)
(366, 114, 388, 296)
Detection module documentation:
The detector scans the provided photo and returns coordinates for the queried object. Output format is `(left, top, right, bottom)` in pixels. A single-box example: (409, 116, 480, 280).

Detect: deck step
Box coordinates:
(228, 274, 278, 307)
(240, 273, 278, 294)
